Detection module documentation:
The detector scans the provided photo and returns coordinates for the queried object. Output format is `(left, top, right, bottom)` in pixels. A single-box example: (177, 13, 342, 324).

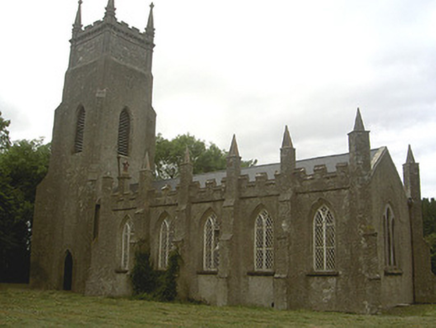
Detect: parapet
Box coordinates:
(76, 18, 151, 44)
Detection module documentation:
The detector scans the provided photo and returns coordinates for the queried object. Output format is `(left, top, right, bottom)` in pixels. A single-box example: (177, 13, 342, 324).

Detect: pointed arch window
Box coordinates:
(203, 213, 219, 271)
(74, 106, 85, 153)
(121, 219, 133, 270)
(254, 209, 274, 271)
(118, 108, 130, 156)
(384, 206, 396, 267)
(159, 218, 174, 270)
(313, 205, 335, 271)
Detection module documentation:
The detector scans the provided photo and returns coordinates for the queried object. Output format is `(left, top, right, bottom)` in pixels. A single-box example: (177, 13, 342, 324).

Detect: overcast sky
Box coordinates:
(1, 0, 435, 197)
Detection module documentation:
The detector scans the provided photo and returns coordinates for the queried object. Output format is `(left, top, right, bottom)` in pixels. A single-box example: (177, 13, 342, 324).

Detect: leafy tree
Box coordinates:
(0, 111, 13, 280)
(423, 198, 436, 274)
(0, 111, 11, 152)
(0, 138, 50, 282)
(155, 133, 257, 180)
(423, 198, 436, 236)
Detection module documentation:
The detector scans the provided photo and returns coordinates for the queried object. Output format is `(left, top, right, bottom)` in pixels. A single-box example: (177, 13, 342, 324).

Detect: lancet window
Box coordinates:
(159, 218, 174, 270)
(121, 219, 133, 270)
(313, 205, 336, 271)
(254, 209, 274, 271)
(384, 205, 396, 267)
(203, 213, 219, 271)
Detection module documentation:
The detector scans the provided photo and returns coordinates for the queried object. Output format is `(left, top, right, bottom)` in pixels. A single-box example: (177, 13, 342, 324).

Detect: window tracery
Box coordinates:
(314, 205, 335, 271)
(159, 218, 173, 269)
(254, 209, 274, 271)
(203, 213, 219, 271)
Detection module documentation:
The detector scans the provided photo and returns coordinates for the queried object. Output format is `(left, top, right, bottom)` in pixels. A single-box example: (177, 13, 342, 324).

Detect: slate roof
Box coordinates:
(152, 148, 386, 191)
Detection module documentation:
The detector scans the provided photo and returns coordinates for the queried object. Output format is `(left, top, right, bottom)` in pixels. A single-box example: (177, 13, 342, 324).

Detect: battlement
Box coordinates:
(293, 162, 350, 193)
(76, 19, 150, 45)
(108, 147, 384, 210)
(68, 2, 154, 71)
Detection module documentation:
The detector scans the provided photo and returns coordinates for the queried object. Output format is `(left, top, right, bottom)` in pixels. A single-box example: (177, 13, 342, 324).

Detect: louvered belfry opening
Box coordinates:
(74, 106, 85, 153)
(118, 109, 130, 156)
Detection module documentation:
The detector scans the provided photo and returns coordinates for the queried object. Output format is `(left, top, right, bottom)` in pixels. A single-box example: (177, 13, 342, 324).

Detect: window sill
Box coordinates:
(384, 267, 403, 276)
(307, 271, 339, 277)
(197, 270, 218, 275)
(247, 271, 275, 277)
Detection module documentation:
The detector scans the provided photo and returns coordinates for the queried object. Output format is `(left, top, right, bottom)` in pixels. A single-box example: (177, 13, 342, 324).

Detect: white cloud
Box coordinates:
(1, 0, 435, 197)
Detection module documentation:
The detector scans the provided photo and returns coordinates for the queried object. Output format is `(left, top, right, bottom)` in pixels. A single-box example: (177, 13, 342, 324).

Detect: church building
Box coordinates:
(30, 1, 436, 313)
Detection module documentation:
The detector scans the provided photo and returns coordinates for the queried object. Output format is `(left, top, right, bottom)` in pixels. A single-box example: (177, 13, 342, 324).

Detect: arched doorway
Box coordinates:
(63, 251, 73, 291)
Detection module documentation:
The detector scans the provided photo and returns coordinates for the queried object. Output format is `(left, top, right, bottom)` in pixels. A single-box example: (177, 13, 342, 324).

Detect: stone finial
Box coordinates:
(142, 151, 151, 170)
(281, 125, 293, 149)
(228, 135, 240, 157)
(73, 0, 83, 34)
(104, 0, 116, 20)
(146, 2, 155, 37)
(353, 108, 365, 132)
(406, 144, 416, 164)
(183, 147, 191, 164)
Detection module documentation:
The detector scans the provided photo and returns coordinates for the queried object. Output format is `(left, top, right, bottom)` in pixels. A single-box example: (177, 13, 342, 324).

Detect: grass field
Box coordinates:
(1, 285, 436, 327)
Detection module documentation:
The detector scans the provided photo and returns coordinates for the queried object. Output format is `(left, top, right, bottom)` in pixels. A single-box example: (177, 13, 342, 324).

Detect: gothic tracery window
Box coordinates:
(74, 106, 85, 153)
(313, 205, 336, 271)
(384, 206, 396, 267)
(121, 219, 133, 270)
(203, 213, 219, 271)
(118, 108, 130, 156)
(254, 209, 274, 271)
(159, 217, 173, 270)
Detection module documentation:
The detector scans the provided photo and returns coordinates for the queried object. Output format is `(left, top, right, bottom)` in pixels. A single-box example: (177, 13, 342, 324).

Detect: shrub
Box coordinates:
(130, 250, 158, 295)
(155, 249, 181, 302)
(131, 247, 181, 302)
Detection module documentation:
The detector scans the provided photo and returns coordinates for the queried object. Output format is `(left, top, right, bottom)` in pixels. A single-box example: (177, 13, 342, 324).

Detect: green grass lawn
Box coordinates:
(1, 285, 436, 327)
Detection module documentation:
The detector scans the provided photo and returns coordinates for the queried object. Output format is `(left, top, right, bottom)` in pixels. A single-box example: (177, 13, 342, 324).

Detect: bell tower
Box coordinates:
(30, 1, 156, 292)
(53, 0, 156, 179)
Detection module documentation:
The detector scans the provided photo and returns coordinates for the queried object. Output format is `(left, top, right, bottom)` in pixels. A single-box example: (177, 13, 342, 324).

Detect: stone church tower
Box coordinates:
(30, 1, 156, 292)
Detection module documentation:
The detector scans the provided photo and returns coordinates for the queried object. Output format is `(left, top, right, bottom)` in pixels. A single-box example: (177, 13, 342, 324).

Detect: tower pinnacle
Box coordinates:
(104, 0, 116, 21)
(146, 2, 155, 37)
(142, 152, 151, 171)
(183, 147, 191, 164)
(281, 126, 293, 149)
(406, 145, 416, 164)
(353, 108, 365, 131)
(73, 0, 83, 35)
(229, 135, 240, 157)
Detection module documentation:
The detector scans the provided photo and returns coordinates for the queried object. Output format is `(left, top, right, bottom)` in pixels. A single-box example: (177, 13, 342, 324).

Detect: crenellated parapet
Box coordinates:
(292, 162, 350, 193)
(69, 1, 155, 71)
(75, 19, 152, 45)
(123, 157, 352, 209)
(239, 173, 278, 198)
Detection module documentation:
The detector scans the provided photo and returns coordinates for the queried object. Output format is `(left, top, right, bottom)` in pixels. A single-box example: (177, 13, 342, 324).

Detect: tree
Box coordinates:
(0, 138, 50, 282)
(423, 198, 436, 274)
(155, 133, 257, 180)
(0, 111, 11, 152)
